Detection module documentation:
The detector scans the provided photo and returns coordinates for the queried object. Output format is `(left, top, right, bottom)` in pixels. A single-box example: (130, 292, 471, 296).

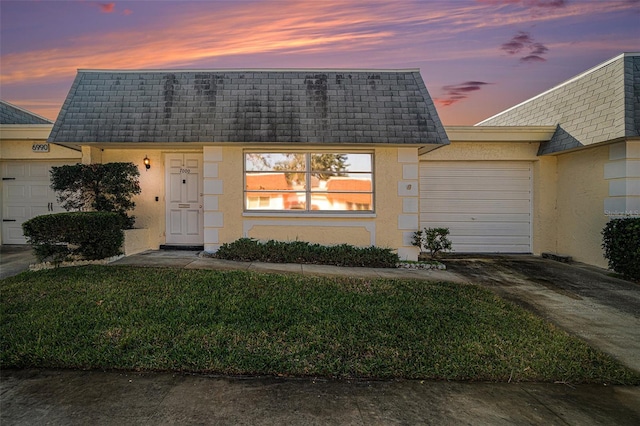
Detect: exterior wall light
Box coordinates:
(144, 155, 151, 170)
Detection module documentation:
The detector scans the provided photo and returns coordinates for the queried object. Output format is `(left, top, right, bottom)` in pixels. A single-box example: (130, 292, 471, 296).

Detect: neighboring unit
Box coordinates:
(0, 100, 81, 244)
(475, 52, 639, 267)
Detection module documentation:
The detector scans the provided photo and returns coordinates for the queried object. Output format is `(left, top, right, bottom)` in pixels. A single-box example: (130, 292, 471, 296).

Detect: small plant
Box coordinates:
(602, 217, 640, 282)
(412, 227, 453, 260)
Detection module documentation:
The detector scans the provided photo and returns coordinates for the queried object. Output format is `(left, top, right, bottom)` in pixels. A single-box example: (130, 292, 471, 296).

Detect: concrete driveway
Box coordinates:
(445, 255, 640, 373)
(0, 245, 36, 280)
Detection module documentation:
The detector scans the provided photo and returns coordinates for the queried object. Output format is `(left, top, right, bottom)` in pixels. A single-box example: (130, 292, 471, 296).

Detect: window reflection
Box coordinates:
(245, 152, 374, 212)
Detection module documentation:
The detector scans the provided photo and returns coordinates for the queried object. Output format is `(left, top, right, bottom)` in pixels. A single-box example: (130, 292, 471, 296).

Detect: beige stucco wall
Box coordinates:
(98, 148, 170, 250)
(555, 145, 610, 267)
(0, 140, 81, 161)
(207, 145, 419, 260)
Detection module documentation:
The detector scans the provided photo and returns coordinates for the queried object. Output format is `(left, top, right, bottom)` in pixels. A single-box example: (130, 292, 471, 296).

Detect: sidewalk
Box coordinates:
(2, 369, 639, 425)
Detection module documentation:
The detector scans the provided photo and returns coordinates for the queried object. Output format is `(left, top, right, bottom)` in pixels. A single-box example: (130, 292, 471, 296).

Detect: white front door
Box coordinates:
(1, 161, 69, 244)
(165, 153, 204, 245)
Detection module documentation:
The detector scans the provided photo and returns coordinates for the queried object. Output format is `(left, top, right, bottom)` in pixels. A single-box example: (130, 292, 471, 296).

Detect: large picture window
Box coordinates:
(245, 152, 374, 212)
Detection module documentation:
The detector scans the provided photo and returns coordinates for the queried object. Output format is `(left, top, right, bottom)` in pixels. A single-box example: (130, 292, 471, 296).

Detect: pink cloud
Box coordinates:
(435, 81, 492, 107)
(477, 0, 567, 8)
(122, 9, 133, 16)
(99, 3, 115, 13)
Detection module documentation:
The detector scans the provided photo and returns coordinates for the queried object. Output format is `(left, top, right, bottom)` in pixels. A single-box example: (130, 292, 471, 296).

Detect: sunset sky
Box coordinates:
(1, 0, 638, 125)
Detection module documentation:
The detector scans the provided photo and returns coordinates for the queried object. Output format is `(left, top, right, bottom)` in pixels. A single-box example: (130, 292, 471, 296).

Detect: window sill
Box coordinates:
(242, 212, 377, 219)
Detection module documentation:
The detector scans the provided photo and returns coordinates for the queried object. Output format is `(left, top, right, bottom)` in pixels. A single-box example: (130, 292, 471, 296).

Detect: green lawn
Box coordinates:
(1, 266, 638, 384)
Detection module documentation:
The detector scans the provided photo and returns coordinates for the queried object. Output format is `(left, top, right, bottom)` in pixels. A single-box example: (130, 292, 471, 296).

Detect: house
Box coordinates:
(3, 52, 638, 267)
(44, 69, 449, 259)
(0, 100, 81, 244)
(472, 52, 639, 267)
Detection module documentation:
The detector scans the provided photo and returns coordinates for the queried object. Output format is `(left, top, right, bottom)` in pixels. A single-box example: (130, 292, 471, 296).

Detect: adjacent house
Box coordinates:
(2, 52, 638, 267)
(0, 100, 81, 244)
(474, 52, 639, 267)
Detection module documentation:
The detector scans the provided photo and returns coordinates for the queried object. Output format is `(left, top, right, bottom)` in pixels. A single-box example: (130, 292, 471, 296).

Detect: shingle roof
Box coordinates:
(48, 69, 449, 146)
(477, 53, 638, 155)
(0, 100, 52, 125)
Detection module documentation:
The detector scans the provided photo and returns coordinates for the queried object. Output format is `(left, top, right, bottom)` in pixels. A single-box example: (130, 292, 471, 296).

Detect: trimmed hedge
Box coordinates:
(602, 217, 640, 282)
(215, 238, 399, 268)
(22, 212, 124, 263)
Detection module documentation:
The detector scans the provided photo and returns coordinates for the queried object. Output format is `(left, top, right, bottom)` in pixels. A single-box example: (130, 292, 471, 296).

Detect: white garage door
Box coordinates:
(420, 161, 532, 253)
(2, 161, 68, 244)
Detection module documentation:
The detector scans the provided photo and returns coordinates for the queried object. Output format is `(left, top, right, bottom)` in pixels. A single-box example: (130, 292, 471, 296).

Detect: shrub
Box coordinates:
(50, 162, 141, 229)
(412, 227, 453, 259)
(215, 238, 399, 268)
(22, 212, 124, 263)
(602, 217, 640, 282)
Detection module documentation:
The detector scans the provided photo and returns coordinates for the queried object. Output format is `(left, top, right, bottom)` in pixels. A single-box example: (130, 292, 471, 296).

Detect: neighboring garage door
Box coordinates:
(1, 161, 68, 244)
(420, 161, 532, 253)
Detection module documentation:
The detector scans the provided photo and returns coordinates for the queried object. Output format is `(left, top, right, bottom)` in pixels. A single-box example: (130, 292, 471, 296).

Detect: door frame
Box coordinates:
(164, 153, 204, 245)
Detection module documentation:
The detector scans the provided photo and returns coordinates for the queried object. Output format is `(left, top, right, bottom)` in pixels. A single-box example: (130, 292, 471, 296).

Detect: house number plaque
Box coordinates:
(32, 143, 50, 152)
(179, 168, 191, 174)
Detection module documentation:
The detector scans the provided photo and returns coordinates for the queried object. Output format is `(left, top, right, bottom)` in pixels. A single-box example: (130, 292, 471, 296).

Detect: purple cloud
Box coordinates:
(520, 55, 546, 63)
(478, 0, 567, 8)
(501, 31, 549, 63)
(435, 81, 492, 107)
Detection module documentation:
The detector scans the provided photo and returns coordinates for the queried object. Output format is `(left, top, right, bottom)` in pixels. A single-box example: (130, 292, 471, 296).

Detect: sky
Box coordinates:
(1, 0, 638, 125)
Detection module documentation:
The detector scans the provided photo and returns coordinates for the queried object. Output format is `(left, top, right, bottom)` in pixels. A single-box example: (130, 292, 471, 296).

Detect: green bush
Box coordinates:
(22, 212, 124, 263)
(602, 217, 640, 282)
(50, 162, 141, 229)
(215, 238, 399, 268)
(412, 227, 453, 259)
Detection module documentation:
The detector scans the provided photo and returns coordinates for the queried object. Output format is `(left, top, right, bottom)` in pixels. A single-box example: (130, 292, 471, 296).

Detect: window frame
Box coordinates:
(243, 150, 375, 214)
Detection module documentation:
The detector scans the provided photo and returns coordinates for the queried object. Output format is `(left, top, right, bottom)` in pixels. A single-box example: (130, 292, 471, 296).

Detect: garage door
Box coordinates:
(1, 161, 68, 244)
(420, 161, 532, 253)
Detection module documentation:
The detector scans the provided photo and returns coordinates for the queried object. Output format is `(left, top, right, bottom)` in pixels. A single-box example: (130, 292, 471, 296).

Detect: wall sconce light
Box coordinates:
(143, 155, 151, 170)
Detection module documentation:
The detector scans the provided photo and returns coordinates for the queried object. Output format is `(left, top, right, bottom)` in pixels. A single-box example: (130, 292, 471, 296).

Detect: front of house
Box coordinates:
(2, 53, 638, 266)
(44, 69, 449, 260)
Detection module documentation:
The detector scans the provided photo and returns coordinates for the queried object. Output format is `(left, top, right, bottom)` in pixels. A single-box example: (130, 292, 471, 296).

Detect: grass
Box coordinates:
(1, 266, 638, 384)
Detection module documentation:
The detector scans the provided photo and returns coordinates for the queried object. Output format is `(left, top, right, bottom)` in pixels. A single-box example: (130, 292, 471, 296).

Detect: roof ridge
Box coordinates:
(77, 68, 421, 73)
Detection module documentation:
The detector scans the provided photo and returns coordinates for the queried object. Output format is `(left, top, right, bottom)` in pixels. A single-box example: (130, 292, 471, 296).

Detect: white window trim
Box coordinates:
(243, 150, 375, 214)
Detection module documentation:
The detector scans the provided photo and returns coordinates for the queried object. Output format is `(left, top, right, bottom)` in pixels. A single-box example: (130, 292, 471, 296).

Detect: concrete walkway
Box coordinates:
(109, 249, 467, 282)
(2, 249, 640, 424)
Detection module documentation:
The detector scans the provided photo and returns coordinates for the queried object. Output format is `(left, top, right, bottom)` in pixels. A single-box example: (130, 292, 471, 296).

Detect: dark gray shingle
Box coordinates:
(0, 100, 52, 125)
(48, 70, 449, 146)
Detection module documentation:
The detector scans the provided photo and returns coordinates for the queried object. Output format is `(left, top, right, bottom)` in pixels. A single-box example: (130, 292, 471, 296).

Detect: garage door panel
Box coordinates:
(422, 199, 530, 214)
(451, 243, 531, 253)
(419, 212, 530, 223)
(422, 167, 531, 177)
(7, 185, 26, 199)
(420, 177, 531, 191)
(421, 190, 532, 200)
(29, 163, 52, 177)
(30, 185, 50, 198)
(5, 164, 26, 177)
(420, 161, 531, 253)
(425, 222, 531, 236)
